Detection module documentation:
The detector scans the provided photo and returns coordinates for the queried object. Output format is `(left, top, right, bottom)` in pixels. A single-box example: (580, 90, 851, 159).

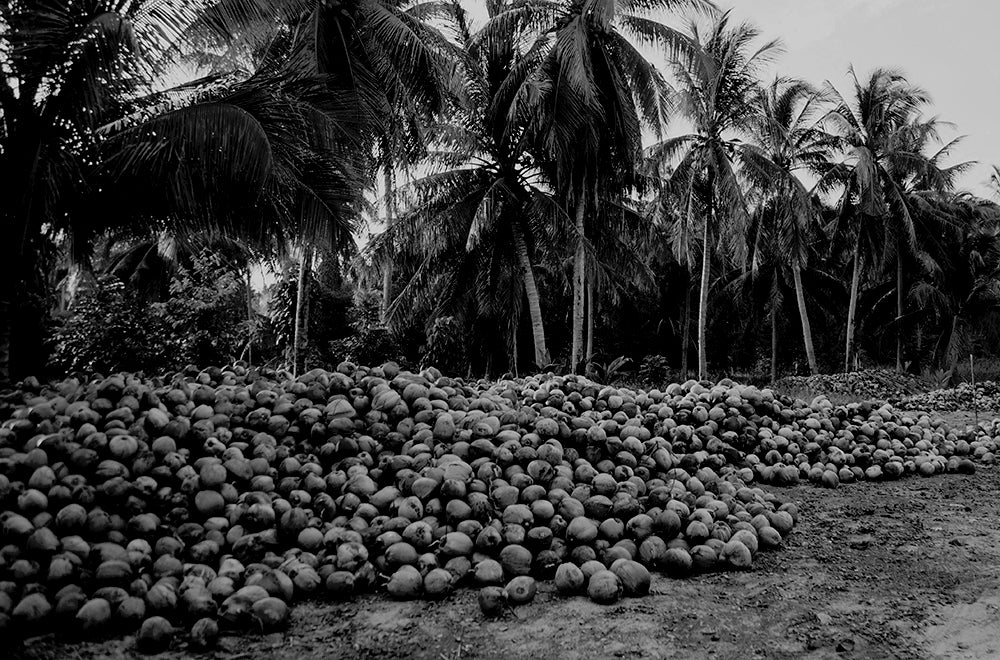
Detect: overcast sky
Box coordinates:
(718, 0, 997, 196)
(461, 0, 997, 197)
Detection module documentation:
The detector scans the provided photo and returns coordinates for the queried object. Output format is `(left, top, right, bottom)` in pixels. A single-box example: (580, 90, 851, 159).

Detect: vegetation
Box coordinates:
(2, 1, 999, 385)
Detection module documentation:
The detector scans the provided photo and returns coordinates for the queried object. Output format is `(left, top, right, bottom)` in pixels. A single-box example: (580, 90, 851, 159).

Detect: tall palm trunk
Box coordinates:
(697, 173, 715, 381)
(791, 262, 818, 374)
(245, 268, 254, 367)
(292, 245, 313, 376)
(511, 324, 519, 376)
(895, 249, 904, 372)
(381, 164, 396, 323)
(770, 303, 778, 383)
(680, 279, 691, 379)
(512, 222, 549, 368)
(585, 277, 595, 364)
(844, 240, 862, 372)
(571, 186, 586, 373)
(0, 295, 10, 385)
(944, 314, 960, 372)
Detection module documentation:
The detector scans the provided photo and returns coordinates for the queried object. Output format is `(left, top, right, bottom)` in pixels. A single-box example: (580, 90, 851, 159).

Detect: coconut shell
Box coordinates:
(387, 566, 422, 599)
(504, 576, 536, 604)
(325, 571, 355, 599)
(423, 568, 454, 599)
(587, 570, 622, 604)
(498, 544, 532, 577)
(189, 617, 218, 649)
(251, 597, 289, 632)
(75, 598, 112, 634)
(477, 586, 507, 618)
(554, 562, 585, 595)
(610, 559, 651, 596)
(117, 597, 146, 629)
(136, 616, 173, 653)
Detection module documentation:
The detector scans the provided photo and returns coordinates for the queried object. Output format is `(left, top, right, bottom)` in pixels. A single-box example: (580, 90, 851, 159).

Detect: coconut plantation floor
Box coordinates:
(16, 430, 1000, 660)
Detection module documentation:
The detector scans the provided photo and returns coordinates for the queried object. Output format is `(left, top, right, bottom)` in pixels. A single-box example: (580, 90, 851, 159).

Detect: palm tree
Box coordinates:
(126, 0, 460, 350)
(649, 11, 782, 380)
(366, 0, 559, 371)
(512, 0, 708, 373)
(743, 77, 834, 374)
(0, 1, 367, 382)
(823, 67, 966, 372)
(910, 195, 1000, 371)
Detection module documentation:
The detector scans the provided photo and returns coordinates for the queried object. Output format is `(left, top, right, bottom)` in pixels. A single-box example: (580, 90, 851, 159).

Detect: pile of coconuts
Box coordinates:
(772, 368, 929, 403)
(899, 381, 1000, 413)
(0, 362, 991, 653)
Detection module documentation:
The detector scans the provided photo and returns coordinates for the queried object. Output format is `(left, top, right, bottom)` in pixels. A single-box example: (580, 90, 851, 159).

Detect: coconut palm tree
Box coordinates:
(365, 0, 561, 371)
(910, 195, 1000, 371)
(199, 0, 458, 322)
(0, 1, 368, 382)
(823, 67, 967, 372)
(648, 11, 782, 380)
(742, 77, 835, 374)
(511, 0, 709, 373)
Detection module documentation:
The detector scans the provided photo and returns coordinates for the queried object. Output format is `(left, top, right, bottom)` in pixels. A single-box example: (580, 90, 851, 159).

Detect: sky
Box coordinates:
(699, 0, 998, 196)
(461, 0, 998, 196)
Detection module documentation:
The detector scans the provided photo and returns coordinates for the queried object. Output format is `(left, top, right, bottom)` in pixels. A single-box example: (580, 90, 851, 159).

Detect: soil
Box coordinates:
(14, 415, 1000, 660)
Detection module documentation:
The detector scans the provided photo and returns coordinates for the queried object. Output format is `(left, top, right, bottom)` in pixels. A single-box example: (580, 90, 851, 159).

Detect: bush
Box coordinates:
(638, 355, 671, 385)
(328, 291, 408, 367)
(50, 252, 263, 376)
(50, 276, 172, 375)
(149, 252, 256, 368)
(421, 316, 466, 375)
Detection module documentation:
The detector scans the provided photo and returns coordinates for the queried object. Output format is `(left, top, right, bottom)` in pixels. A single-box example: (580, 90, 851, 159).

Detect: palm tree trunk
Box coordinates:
(512, 222, 549, 368)
(791, 262, 818, 374)
(0, 295, 10, 385)
(681, 279, 691, 379)
(585, 277, 595, 364)
(844, 240, 862, 372)
(945, 314, 960, 372)
(245, 268, 254, 367)
(381, 163, 396, 323)
(293, 245, 312, 376)
(770, 304, 778, 383)
(697, 176, 715, 381)
(896, 249, 904, 372)
(571, 186, 587, 374)
(511, 322, 519, 376)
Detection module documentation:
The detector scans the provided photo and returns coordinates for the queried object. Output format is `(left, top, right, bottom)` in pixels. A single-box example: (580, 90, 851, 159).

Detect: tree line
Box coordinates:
(2, 0, 998, 384)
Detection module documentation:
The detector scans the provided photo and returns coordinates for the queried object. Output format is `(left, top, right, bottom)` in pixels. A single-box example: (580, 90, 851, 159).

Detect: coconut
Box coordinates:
(505, 576, 536, 604)
(189, 617, 219, 649)
(473, 559, 504, 586)
(477, 586, 507, 618)
(609, 559, 650, 596)
(75, 598, 112, 634)
(136, 616, 174, 653)
(661, 548, 693, 577)
(587, 570, 622, 604)
(554, 562, 585, 595)
(721, 540, 753, 569)
(387, 566, 422, 599)
(325, 571, 355, 599)
(423, 568, 454, 599)
(117, 597, 147, 629)
(251, 597, 289, 632)
(498, 544, 532, 577)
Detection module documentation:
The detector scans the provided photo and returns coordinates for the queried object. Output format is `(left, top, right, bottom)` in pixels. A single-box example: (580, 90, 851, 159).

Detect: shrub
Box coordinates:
(50, 276, 171, 375)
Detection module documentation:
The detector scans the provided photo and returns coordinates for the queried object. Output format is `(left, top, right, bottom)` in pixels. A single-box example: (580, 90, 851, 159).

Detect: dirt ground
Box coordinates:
(15, 414, 1000, 660)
